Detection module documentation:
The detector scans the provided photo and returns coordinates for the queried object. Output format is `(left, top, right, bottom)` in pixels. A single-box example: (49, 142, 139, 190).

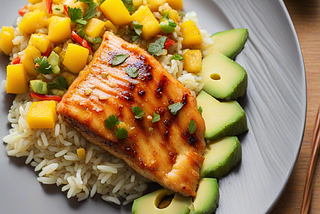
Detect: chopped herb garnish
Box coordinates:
(132, 106, 145, 119)
(132, 21, 143, 36)
(68, 7, 87, 25)
(171, 54, 184, 61)
(148, 36, 167, 56)
(159, 19, 176, 34)
(55, 8, 61, 11)
(168, 102, 184, 115)
(116, 127, 128, 139)
(48, 77, 68, 90)
(76, 24, 86, 38)
(152, 112, 160, 123)
(121, 0, 135, 13)
(99, 0, 106, 4)
(93, 37, 102, 44)
(104, 115, 120, 129)
(34, 57, 52, 74)
(188, 119, 197, 134)
(83, 2, 98, 20)
(111, 54, 129, 66)
(126, 66, 138, 78)
(198, 106, 203, 115)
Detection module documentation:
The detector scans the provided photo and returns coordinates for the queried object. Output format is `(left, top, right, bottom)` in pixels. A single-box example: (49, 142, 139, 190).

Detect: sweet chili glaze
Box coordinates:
(57, 32, 206, 197)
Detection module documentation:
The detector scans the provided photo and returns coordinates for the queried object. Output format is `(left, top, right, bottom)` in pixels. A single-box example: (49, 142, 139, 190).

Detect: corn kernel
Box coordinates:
(0, 26, 15, 55)
(183, 49, 202, 73)
(100, 0, 132, 26)
(27, 101, 57, 129)
(77, 148, 86, 160)
(63, 43, 89, 73)
(6, 64, 28, 94)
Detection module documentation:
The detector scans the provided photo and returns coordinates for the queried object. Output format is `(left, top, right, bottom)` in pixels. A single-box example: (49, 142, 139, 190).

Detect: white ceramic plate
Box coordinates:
(0, 0, 306, 213)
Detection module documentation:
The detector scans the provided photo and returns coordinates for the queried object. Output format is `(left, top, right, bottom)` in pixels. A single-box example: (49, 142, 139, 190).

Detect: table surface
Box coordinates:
(271, 0, 320, 213)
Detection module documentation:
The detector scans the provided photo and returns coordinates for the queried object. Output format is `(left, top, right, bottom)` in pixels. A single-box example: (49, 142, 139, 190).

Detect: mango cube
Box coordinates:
(28, 0, 41, 3)
(63, 43, 89, 73)
(0, 27, 15, 55)
(131, 5, 160, 40)
(85, 18, 106, 38)
(183, 49, 202, 73)
(48, 16, 71, 43)
(147, 0, 166, 11)
(6, 64, 28, 94)
(29, 33, 51, 53)
(100, 0, 132, 26)
(133, 0, 143, 8)
(181, 20, 203, 47)
(27, 101, 57, 129)
(18, 10, 47, 34)
(166, 0, 183, 10)
(21, 45, 41, 76)
(105, 20, 118, 33)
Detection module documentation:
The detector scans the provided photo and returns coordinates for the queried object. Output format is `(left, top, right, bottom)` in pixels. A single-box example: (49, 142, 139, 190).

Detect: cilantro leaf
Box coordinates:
(104, 115, 120, 129)
(34, 57, 52, 74)
(152, 112, 160, 123)
(188, 119, 197, 134)
(111, 54, 129, 66)
(83, 2, 98, 20)
(148, 36, 167, 56)
(48, 77, 68, 91)
(171, 54, 184, 61)
(121, 0, 135, 13)
(198, 106, 203, 115)
(78, 0, 94, 3)
(132, 107, 145, 119)
(168, 102, 184, 115)
(126, 66, 138, 78)
(116, 127, 128, 139)
(132, 21, 143, 36)
(93, 37, 102, 44)
(68, 7, 87, 25)
(77, 24, 86, 38)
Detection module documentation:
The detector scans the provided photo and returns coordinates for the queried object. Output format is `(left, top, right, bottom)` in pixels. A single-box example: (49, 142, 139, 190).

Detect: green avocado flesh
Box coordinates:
(201, 136, 242, 179)
(196, 91, 248, 141)
(198, 49, 247, 100)
(132, 189, 192, 214)
(205, 28, 248, 59)
(190, 178, 219, 214)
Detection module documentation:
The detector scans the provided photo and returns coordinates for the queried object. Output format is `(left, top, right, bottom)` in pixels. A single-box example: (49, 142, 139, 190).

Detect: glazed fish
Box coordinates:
(57, 32, 206, 197)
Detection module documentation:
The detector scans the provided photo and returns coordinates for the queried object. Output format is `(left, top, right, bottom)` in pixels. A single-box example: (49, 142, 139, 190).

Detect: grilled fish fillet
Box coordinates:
(57, 32, 206, 197)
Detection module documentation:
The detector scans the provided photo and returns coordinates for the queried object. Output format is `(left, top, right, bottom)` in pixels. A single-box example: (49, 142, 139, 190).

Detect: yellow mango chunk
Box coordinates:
(52, 0, 64, 3)
(18, 10, 47, 34)
(133, 0, 143, 8)
(131, 5, 160, 40)
(85, 18, 106, 38)
(29, 33, 51, 53)
(6, 64, 28, 94)
(61, 72, 75, 86)
(147, 0, 166, 11)
(28, 2, 46, 12)
(27, 101, 57, 129)
(105, 20, 118, 33)
(28, 0, 41, 4)
(183, 49, 202, 73)
(63, 43, 89, 73)
(48, 16, 71, 43)
(100, 0, 132, 26)
(181, 20, 203, 47)
(0, 27, 15, 55)
(77, 148, 86, 160)
(166, 0, 183, 10)
(21, 45, 41, 76)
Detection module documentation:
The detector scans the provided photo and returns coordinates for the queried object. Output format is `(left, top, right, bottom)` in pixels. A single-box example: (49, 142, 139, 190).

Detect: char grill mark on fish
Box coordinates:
(57, 32, 206, 197)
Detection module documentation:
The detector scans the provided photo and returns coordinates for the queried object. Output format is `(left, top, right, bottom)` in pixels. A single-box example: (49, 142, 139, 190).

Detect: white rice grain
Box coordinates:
(39, 163, 59, 176)
(25, 149, 34, 164)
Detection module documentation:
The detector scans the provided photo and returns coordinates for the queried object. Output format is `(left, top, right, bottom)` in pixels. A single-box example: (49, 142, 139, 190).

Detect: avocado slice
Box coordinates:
(132, 189, 192, 214)
(196, 90, 248, 141)
(201, 136, 241, 179)
(190, 178, 219, 214)
(205, 28, 248, 59)
(198, 50, 247, 100)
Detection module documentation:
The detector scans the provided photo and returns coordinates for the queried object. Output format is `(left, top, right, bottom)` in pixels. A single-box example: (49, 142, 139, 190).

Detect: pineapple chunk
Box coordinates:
(181, 20, 203, 47)
(63, 44, 89, 73)
(100, 0, 132, 26)
(131, 5, 160, 40)
(0, 27, 15, 55)
(6, 64, 28, 94)
(29, 33, 51, 53)
(48, 16, 71, 43)
(85, 18, 106, 38)
(18, 10, 47, 34)
(166, 0, 183, 10)
(183, 49, 202, 73)
(27, 101, 57, 129)
(147, 0, 166, 11)
(77, 148, 86, 160)
(105, 20, 118, 33)
(21, 45, 41, 76)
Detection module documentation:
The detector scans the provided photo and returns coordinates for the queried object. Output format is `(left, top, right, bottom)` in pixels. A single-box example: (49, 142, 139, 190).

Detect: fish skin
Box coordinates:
(57, 32, 206, 197)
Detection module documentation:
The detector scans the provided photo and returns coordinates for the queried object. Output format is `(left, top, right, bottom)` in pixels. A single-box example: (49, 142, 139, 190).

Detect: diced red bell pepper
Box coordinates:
(63, 5, 69, 16)
(30, 92, 62, 102)
(71, 31, 92, 55)
(43, 46, 51, 57)
(18, 5, 28, 16)
(46, 0, 53, 14)
(164, 38, 175, 49)
(12, 57, 21, 65)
